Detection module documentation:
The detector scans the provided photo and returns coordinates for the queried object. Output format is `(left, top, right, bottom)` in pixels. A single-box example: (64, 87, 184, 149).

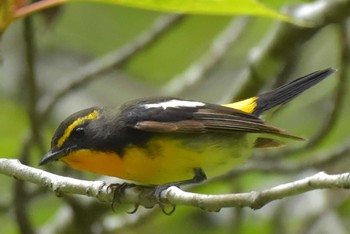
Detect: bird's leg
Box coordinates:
(108, 168, 207, 215)
(108, 183, 142, 213)
(153, 168, 207, 215)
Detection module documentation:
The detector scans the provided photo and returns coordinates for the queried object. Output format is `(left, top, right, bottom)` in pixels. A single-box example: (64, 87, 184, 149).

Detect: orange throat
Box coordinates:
(60, 149, 124, 179)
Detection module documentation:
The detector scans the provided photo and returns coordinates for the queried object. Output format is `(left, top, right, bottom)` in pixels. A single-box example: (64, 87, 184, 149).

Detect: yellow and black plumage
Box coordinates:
(39, 68, 335, 186)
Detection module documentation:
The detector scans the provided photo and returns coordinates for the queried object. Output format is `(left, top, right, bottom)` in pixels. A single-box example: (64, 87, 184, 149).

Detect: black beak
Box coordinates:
(39, 146, 77, 166)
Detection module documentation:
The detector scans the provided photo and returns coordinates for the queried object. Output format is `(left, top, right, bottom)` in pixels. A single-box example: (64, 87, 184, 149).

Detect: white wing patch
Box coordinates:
(143, 100, 205, 110)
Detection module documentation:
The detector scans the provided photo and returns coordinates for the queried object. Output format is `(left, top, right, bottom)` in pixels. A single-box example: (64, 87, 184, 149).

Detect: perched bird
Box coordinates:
(39, 68, 335, 188)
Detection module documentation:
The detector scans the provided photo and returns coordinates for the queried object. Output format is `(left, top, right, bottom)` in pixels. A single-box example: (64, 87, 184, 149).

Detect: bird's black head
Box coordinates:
(39, 107, 102, 165)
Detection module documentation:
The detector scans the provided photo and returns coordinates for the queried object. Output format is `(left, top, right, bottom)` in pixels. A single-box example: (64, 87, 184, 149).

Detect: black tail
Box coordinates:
(252, 68, 336, 116)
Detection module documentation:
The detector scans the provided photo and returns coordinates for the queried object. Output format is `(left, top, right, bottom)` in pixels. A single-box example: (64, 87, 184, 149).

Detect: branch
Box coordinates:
(216, 138, 350, 181)
(37, 14, 183, 120)
(0, 159, 111, 201)
(263, 22, 350, 159)
(22, 14, 45, 154)
(1, 158, 350, 212)
(165, 172, 350, 210)
(161, 16, 250, 96)
(306, 22, 350, 148)
(222, 0, 350, 102)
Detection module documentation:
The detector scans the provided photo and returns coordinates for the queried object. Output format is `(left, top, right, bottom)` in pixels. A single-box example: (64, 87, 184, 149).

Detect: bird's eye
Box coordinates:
(71, 127, 85, 139)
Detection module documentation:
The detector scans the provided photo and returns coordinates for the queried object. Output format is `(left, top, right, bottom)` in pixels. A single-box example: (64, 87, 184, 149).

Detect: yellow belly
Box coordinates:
(61, 133, 253, 185)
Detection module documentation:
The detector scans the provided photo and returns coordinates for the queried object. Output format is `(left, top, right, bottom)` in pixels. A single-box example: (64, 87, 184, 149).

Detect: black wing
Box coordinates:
(121, 97, 303, 140)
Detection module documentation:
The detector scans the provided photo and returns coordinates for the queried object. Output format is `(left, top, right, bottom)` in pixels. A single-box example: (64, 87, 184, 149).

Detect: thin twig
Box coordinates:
(305, 23, 349, 148)
(161, 16, 250, 96)
(221, 0, 350, 102)
(258, 20, 350, 160)
(22, 7, 45, 154)
(13, 17, 37, 234)
(14, 0, 65, 19)
(38, 14, 184, 120)
(215, 138, 350, 181)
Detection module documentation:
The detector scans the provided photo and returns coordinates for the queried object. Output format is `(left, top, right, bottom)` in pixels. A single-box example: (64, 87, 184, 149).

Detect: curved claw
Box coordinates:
(111, 200, 119, 213)
(108, 183, 137, 213)
(126, 204, 140, 214)
(108, 182, 179, 215)
(159, 202, 176, 215)
(153, 184, 177, 215)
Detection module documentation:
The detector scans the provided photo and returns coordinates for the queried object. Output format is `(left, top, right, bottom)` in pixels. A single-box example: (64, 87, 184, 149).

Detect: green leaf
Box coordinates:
(71, 0, 294, 23)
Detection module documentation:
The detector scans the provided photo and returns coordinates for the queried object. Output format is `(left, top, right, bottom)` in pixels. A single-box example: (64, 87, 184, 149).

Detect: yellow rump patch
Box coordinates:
(56, 110, 99, 148)
(222, 97, 258, 114)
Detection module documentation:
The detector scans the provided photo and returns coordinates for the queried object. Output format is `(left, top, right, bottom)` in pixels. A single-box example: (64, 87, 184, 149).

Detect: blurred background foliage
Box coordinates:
(1, 0, 350, 233)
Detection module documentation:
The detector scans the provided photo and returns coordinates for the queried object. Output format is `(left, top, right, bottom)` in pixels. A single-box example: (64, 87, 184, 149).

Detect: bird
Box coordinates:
(39, 68, 335, 189)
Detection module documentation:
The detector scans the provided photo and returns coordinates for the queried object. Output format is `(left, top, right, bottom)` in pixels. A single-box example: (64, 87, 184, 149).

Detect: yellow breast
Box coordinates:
(61, 134, 252, 185)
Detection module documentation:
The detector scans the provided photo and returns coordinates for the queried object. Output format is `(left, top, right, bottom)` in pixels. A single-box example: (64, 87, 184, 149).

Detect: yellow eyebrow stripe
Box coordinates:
(56, 110, 99, 148)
